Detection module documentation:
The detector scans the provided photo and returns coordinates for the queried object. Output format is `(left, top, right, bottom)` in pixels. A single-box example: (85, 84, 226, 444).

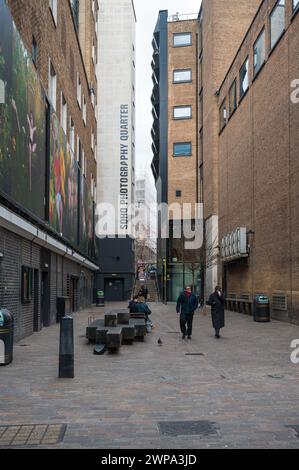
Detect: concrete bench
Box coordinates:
(121, 325, 136, 344)
(86, 319, 105, 342)
(104, 313, 118, 327)
(106, 327, 123, 352)
(129, 318, 147, 340)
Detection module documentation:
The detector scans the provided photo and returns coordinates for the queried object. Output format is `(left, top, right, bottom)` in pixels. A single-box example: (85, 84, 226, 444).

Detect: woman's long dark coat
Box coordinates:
(207, 293, 225, 329)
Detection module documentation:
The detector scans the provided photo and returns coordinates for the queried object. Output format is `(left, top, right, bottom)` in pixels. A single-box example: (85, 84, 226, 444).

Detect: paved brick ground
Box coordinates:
(0, 302, 299, 449)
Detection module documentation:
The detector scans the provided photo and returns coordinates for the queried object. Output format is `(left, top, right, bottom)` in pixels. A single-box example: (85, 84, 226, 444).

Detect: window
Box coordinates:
(49, 0, 57, 25)
(253, 29, 265, 76)
(293, 0, 299, 12)
(21, 267, 33, 304)
(61, 93, 67, 134)
(92, 39, 96, 64)
(229, 80, 237, 116)
(173, 33, 192, 47)
(239, 57, 249, 99)
(32, 36, 37, 66)
(48, 61, 57, 110)
(173, 69, 192, 83)
(77, 73, 82, 108)
(173, 142, 192, 157)
(173, 106, 192, 120)
(219, 100, 227, 132)
(91, 130, 94, 151)
(70, 0, 79, 30)
(70, 119, 75, 153)
(176, 190, 182, 198)
(83, 95, 87, 125)
(270, 0, 285, 50)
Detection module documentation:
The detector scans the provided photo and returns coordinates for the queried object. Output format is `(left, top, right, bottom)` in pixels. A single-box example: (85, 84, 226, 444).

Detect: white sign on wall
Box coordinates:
(221, 227, 248, 261)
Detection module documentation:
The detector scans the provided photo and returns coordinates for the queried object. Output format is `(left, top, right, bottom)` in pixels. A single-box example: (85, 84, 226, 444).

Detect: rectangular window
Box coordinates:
(253, 29, 265, 76)
(229, 80, 237, 116)
(21, 266, 33, 304)
(270, 0, 285, 50)
(70, 118, 75, 153)
(173, 142, 192, 157)
(77, 73, 82, 108)
(173, 106, 192, 120)
(176, 190, 182, 198)
(173, 33, 192, 47)
(219, 100, 227, 132)
(48, 60, 57, 110)
(83, 95, 87, 125)
(293, 0, 299, 12)
(49, 0, 57, 25)
(70, 0, 79, 30)
(173, 69, 192, 83)
(61, 93, 67, 134)
(32, 36, 37, 67)
(239, 57, 249, 99)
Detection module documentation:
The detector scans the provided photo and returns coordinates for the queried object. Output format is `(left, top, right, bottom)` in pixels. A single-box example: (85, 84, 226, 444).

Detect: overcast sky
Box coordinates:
(134, 0, 202, 186)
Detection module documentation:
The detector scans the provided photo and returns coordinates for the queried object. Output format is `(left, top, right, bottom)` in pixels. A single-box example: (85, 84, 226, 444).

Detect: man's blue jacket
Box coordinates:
(176, 293, 198, 315)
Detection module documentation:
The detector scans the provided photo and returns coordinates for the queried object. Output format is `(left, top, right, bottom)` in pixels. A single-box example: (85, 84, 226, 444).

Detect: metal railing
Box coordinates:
(168, 12, 199, 22)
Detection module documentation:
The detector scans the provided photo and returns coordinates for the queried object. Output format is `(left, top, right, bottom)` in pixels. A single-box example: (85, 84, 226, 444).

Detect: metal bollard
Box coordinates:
(59, 315, 74, 378)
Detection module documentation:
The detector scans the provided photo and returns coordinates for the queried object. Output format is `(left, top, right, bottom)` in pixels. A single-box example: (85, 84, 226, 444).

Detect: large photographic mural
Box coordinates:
(0, 0, 95, 260)
(49, 111, 79, 247)
(0, 0, 46, 219)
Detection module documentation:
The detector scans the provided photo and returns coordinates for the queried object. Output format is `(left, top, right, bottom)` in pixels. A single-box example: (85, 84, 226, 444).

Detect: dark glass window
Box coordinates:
(229, 80, 237, 116)
(176, 190, 182, 198)
(70, 0, 80, 30)
(253, 29, 265, 76)
(240, 57, 249, 99)
(32, 36, 37, 66)
(173, 142, 192, 157)
(270, 0, 285, 50)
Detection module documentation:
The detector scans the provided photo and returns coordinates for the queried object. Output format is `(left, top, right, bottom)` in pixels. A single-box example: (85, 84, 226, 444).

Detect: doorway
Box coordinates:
(41, 271, 50, 327)
(69, 276, 78, 313)
(33, 269, 39, 332)
(104, 278, 124, 301)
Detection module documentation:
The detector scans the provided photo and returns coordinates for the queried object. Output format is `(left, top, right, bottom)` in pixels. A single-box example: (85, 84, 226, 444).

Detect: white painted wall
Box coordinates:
(97, 0, 136, 237)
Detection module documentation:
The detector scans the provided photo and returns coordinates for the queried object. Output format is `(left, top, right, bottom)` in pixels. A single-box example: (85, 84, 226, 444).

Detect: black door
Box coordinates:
(104, 279, 124, 301)
(41, 271, 50, 327)
(33, 269, 39, 332)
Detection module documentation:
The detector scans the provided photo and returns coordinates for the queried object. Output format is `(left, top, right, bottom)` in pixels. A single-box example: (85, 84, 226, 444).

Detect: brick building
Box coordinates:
(151, 2, 260, 302)
(0, 0, 99, 341)
(217, 0, 299, 323)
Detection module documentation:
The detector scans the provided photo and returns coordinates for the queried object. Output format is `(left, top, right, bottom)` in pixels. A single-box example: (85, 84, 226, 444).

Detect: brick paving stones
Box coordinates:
(0, 302, 299, 448)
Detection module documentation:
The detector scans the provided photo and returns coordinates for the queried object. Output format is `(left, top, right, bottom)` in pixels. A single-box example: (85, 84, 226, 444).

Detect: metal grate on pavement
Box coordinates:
(0, 424, 67, 447)
(158, 420, 219, 437)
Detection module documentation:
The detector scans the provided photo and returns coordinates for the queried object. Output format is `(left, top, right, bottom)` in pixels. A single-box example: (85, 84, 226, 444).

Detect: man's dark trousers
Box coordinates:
(180, 313, 194, 337)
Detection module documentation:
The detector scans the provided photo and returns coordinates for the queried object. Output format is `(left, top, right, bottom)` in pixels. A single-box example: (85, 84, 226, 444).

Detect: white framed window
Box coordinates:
(173, 69, 192, 83)
(77, 73, 82, 108)
(48, 60, 57, 110)
(173, 33, 192, 47)
(70, 118, 75, 153)
(61, 93, 67, 134)
(91, 130, 94, 151)
(83, 95, 87, 125)
(49, 0, 57, 25)
(173, 105, 192, 120)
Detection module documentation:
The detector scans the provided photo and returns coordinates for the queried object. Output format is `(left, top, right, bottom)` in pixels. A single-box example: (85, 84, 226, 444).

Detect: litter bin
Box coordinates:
(56, 297, 71, 323)
(0, 309, 14, 366)
(96, 290, 105, 307)
(254, 295, 270, 323)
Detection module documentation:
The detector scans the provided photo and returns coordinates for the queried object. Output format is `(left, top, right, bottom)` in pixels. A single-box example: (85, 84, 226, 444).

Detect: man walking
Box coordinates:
(176, 286, 198, 340)
(206, 286, 226, 338)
